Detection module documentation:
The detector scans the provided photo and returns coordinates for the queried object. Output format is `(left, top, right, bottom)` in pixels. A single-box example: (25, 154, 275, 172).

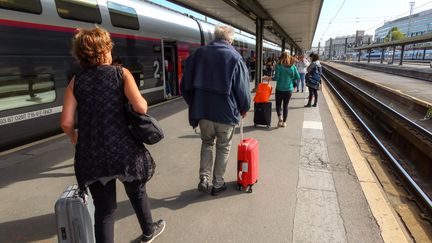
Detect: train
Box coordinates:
(0, 0, 281, 151)
(361, 49, 432, 61)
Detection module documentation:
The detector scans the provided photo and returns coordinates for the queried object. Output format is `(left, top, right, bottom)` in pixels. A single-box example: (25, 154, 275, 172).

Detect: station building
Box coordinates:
(374, 8, 432, 42)
(323, 31, 373, 60)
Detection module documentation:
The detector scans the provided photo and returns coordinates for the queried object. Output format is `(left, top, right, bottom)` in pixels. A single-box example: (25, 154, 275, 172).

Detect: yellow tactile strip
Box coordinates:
(322, 83, 410, 243)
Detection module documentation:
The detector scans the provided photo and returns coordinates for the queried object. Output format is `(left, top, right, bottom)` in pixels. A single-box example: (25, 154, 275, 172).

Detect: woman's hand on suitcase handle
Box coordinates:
(78, 188, 89, 204)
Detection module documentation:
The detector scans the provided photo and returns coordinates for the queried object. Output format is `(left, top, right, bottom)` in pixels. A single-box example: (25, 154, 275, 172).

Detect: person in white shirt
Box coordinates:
(164, 59, 172, 98)
(295, 54, 309, 92)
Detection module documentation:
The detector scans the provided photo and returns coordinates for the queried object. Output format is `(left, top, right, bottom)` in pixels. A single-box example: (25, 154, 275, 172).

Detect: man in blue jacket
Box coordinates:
(181, 25, 251, 196)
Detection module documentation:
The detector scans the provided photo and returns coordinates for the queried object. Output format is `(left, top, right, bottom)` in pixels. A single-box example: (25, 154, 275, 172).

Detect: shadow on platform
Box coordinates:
(0, 213, 57, 242)
(0, 140, 75, 188)
(147, 181, 241, 211)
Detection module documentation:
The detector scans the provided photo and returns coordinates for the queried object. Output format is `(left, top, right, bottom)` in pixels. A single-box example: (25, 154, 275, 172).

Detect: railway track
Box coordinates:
(322, 66, 432, 219)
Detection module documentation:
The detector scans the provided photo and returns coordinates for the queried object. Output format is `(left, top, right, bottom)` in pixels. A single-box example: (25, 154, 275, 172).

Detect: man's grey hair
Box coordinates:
(214, 25, 234, 43)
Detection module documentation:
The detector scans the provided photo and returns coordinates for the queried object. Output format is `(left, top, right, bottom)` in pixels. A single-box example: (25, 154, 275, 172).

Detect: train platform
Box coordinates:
(333, 60, 432, 83)
(0, 83, 411, 242)
(325, 61, 432, 105)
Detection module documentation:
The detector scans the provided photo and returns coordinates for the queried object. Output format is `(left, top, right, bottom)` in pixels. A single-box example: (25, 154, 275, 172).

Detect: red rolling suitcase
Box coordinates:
(237, 119, 259, 193)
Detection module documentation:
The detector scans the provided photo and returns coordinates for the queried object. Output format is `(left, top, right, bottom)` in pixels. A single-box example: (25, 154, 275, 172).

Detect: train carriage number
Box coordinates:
(153, 60, 161, 79)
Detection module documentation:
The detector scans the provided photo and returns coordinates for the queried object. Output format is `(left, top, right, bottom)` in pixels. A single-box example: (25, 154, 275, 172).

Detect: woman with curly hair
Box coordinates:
(60, 27, 165, 243)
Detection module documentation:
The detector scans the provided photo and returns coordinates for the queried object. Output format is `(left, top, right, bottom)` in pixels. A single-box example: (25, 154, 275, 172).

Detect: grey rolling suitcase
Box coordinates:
(55, 185, 95, 243)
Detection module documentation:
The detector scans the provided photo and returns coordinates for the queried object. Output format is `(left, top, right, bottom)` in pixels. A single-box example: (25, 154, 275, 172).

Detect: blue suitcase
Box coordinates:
(55, 185, 95, 243)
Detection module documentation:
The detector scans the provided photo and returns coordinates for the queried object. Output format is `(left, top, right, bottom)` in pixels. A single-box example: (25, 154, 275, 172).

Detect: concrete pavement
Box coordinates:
(0, 83, 400, 242)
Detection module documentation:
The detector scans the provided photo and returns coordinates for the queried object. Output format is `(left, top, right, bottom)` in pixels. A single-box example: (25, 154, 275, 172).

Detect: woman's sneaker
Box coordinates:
(141, 220, 166, 243)
(277, 120, 283, 127)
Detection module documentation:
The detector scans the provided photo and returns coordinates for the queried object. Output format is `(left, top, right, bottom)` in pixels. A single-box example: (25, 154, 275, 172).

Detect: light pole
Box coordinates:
(407, 1, 415, 37)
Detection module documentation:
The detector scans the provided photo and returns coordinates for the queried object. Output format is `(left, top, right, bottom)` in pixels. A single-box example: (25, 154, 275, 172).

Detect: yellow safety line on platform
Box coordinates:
(322, 83, 410, 243)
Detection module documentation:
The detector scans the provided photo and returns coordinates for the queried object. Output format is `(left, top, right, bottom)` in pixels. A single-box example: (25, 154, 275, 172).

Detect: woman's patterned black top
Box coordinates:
(73, 65, 155, 188)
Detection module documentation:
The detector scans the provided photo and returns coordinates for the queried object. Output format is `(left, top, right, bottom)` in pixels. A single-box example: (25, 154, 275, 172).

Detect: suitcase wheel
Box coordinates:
(237, 183, 243, 191)
(266, 125, 270, 128)
(246, 185, 253, 193)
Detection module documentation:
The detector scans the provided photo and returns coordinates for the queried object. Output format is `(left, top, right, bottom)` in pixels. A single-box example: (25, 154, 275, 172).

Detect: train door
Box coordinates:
(163, 42, 178, 97)
(176, 43, 192, 96)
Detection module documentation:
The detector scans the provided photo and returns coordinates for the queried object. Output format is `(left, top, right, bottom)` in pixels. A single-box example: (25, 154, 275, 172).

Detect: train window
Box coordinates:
(0, 74, 56, 111)
(55, 0, 101, 24)
(107, 1, 139, 30)
(0, 0, 42, 14)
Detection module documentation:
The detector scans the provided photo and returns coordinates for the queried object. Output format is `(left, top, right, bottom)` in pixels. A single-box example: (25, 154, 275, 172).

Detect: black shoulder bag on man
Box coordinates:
(116, 66, 164, 145)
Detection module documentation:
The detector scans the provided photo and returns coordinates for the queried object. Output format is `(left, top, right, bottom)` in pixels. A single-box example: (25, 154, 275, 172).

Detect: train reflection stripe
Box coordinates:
(0, 18, 73, 32)
(140, 86, 164, 94)
(0, 106, 62, 126)
(0, 18, 162, 42)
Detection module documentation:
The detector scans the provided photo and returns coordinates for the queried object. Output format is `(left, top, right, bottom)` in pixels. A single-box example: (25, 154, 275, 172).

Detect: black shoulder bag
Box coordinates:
(116, 66, 164, 145)
(124, 103, 164, 145)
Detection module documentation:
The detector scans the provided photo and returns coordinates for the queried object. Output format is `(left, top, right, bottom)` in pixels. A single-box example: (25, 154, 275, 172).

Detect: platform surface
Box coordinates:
(0, 83, 399, 242)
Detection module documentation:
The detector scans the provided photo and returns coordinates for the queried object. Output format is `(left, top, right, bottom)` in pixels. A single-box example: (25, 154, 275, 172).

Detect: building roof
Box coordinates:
(354, 32, 432, 50)
(166, 0, 323, 51)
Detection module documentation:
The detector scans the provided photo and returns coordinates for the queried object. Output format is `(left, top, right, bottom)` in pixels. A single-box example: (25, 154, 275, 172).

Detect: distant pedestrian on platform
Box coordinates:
(164, 58, 173, 98)
(265, 52, 300, 128)
(264, 57, 274, 76)
(247, 54, 256, 83)
(305, 53, 322, 107)
(60, 27, 165, 243)
(181, 25, 251, 196)
(295, 54, 309, 92)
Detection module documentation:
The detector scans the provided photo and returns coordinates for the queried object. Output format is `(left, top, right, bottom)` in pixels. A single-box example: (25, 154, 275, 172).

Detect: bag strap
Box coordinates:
(115, 65, 124, 84)
(114, 65, 128, 104)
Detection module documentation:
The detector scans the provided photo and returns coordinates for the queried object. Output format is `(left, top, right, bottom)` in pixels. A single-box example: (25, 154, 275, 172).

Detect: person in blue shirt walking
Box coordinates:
(265, 52, 300, 127)
(181, 25, 251, 196)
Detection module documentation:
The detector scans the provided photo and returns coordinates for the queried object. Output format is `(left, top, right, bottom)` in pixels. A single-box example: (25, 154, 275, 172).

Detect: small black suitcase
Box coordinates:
(254, 102, 272, 128)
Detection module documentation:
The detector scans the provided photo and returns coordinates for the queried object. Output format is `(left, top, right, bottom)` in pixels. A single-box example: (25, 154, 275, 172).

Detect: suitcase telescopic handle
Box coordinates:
(240, 118, 243, 141)
(263, 76, 271, 83)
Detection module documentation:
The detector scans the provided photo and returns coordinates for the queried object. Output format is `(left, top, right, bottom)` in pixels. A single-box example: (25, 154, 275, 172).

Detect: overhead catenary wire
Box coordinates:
(314, 0, 432, 46)
(319, 0, 347, 42)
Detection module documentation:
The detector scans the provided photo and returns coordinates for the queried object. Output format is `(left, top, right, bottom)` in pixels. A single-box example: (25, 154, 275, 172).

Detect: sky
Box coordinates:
(313, 0, 432, 47)
(149, 0, 432, 48)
